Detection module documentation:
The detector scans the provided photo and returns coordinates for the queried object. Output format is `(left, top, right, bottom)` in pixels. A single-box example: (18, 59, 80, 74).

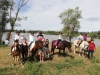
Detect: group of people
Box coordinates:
(77, 33, 95, 59)
(9, 30, 95, 62)
(10, 30, 50, 62)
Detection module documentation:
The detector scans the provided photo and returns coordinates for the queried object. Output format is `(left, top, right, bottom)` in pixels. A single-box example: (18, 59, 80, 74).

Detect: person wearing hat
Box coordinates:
(37, 31, 44, 41)
(9, 31, 21, 55)
(10, 31, 21, 43)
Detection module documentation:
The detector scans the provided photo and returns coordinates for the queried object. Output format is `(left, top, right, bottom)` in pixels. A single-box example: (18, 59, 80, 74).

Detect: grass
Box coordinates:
(0, 46, 100, 75)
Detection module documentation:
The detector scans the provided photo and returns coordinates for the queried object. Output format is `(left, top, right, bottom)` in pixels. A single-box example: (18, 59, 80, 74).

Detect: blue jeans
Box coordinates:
(88, 50, 94, 59)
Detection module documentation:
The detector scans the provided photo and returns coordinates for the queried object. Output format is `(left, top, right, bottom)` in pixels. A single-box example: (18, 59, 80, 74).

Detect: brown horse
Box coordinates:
(28, 40, 43, 61)
(51, 40, 71, 57)
(11, 44, 21, 62)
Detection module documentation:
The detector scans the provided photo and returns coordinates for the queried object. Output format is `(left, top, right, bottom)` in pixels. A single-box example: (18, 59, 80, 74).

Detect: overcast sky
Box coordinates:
(12, 0, 100, 32)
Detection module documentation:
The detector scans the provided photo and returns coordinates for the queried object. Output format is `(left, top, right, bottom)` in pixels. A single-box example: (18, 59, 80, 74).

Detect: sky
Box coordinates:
(11, 0, 100, 32)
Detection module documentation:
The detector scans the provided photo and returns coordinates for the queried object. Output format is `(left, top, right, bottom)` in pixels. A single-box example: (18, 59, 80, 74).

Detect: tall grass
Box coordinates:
(24, 58, 85, 75)
(88, 64, 100, 75)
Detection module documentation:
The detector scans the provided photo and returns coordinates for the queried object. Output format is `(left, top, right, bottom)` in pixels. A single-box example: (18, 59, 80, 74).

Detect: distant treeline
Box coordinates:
(4, 30, 100, 39)
(4, 29, 58, 35)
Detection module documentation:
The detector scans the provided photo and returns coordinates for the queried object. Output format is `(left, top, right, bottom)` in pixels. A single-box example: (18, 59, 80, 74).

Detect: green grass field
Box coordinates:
(0, 46, 100, 75)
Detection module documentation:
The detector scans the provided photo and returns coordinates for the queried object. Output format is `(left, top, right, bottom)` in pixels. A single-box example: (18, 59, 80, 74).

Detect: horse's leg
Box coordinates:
(47, 50, 50, 58)
(13, 56, 15, 61)
(17, 56, 19, 62)
(79, 48, 82, 56)
(82, 50, 85, 57)
(74, 45, 76, 54)
(63, 49, 65, 57)
(52, 48, 54, 54)
(58, 49, 60, 57)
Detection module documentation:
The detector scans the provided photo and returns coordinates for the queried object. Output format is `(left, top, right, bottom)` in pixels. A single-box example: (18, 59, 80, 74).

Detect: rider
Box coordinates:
(37, 31, 44, 41)
(25, 30, 35, 45)
(37, 31, 45, 62)
(83, 33, 87, 41)
(77, 33, 84, 46)
(56, 32, 62, 48)
(9, 31, 21, 55)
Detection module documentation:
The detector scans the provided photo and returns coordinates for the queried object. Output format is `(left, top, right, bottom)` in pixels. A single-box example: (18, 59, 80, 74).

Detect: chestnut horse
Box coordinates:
(11, 44, 21, 62)
(28, 40, 43, 61)
(51, 40, 71, 57)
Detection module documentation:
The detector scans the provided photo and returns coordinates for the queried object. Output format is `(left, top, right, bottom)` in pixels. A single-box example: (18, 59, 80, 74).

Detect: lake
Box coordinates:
(2, 33, 100, 46)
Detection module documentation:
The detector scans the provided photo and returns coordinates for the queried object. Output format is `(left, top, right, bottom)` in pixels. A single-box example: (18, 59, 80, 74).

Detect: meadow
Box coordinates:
(0, 45, 100, 75)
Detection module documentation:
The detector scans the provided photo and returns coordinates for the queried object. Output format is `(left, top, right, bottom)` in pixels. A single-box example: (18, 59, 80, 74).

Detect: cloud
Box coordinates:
(85, 17, 100, 21)
(13, 0, 100, 32)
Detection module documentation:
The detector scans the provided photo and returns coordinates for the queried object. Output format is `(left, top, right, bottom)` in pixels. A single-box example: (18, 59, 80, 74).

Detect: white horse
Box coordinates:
(73, 40, 89, 57)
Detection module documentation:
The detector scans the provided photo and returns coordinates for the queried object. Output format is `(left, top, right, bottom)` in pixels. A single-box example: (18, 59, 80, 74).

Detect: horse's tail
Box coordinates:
(51, 40, 54, 52)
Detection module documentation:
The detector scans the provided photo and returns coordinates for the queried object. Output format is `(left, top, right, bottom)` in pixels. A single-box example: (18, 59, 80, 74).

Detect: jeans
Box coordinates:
(88, 50, 94, 59)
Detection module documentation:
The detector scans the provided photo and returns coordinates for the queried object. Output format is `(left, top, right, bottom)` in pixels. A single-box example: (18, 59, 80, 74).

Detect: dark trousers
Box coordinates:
(22, 50, 28, 61)
(88, 50, 94, 59)
(57, 39, 61, 46)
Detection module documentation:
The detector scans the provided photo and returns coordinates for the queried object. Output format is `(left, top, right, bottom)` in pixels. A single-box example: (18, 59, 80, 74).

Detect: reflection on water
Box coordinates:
(2, 33, 100, 46)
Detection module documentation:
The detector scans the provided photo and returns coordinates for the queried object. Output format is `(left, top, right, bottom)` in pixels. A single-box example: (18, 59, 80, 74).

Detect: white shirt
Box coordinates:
(12, 34, 20, 40)
(19, 36, 24, 44)
(58, 34, 62, 39)
(29, 35, 35, 42)
(78, 35, 84, 40)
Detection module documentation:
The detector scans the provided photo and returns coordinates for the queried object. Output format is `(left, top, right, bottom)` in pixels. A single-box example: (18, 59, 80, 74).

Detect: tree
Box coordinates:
(9, 0, 28, 30)
(0, 0, 10, 44)
(7, 0, 28, 40)
(59, 7, 82, 42)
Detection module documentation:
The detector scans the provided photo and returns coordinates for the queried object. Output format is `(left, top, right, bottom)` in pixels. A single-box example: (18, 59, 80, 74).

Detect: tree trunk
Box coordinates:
(6, 25, 14, 40)
(69, 36, 72, 42)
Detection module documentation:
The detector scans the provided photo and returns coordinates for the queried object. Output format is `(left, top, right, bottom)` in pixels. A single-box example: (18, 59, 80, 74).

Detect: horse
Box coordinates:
(73, 40, 89, 57)
(28, 40, 44, 61)
(11, 44, 21, 62)
(51, 40, 72, 57)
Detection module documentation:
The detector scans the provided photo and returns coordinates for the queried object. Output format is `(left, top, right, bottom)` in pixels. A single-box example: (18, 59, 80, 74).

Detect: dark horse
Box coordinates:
(51, 40, 72, 56)
(28, 40, 43, 61)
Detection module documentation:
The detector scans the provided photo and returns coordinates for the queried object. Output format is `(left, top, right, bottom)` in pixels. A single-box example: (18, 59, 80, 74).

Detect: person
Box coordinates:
(56, 32, 62, 48)
(39, 45, 44, 63)
(77, 33, 84, 46)
(37, 31, 44, 41)
(25, 30, 35, 45)
(10, 31, 21, 43)
(83, 33, 87, 41)
(25, 30, 35, 50)
(88, 40, 95, 59)
(11, 40, 20, 55)
(9, 31, 21, 55)
(19, 34, 24, 45)
(21, 38, 28, 62)
(44, 39, 50, 58)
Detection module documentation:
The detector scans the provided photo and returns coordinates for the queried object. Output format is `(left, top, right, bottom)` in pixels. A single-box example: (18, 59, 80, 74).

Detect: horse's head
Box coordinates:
(37, 40, 43, 48)
(63, 40, 72, 52)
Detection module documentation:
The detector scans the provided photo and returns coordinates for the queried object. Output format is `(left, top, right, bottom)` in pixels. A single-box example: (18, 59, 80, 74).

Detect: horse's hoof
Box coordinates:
(22, 65, 24, 68)
(12, 64, 15, 66)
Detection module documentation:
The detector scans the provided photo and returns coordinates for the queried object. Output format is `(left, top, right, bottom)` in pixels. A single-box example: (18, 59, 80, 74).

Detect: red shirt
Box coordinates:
(89, 43, 95, 50)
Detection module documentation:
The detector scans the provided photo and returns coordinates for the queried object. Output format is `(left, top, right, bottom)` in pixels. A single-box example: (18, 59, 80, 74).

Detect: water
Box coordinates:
(2, 33, 100, 46)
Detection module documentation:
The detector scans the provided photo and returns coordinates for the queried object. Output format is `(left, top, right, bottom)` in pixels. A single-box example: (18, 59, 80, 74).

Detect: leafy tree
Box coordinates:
(59, 7, 82, 42)
(0, 0, 10, 44)
(7, 0, 29, 40)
